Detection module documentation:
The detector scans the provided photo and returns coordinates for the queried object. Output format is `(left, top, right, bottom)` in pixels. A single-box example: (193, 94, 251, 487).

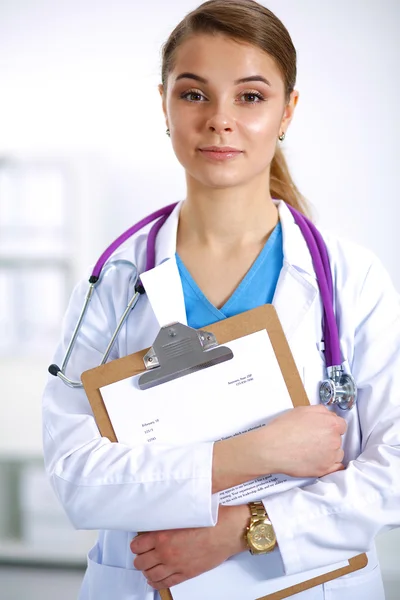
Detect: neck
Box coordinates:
(178, 174, 279, 251)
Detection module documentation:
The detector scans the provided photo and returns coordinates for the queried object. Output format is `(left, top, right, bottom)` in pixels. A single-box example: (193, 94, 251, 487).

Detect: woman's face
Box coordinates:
(159, 33, 298, 191)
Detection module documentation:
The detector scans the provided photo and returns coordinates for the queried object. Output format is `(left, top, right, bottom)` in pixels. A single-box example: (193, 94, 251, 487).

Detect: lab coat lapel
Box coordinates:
(140, 257, 187, 327)
(140, 202, 187, 327)
(272, 202, 319, 341)
(272, 263, 318, 340)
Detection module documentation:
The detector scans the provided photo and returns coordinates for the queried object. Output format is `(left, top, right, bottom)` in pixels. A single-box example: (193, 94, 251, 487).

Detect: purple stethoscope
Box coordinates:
(48, 202, 357, 410)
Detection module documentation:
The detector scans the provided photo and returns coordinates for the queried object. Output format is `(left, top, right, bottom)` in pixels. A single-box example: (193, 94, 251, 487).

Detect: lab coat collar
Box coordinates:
(154, 199, 318, 282)
(141, 198, 320, 337)
(278, 201, 318, 283)
(154, 201, 183, 266)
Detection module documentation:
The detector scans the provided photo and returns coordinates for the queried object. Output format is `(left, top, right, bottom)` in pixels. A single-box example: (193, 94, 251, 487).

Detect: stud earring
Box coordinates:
(278, 132, 285, 142)
(166, 128, 170, 137)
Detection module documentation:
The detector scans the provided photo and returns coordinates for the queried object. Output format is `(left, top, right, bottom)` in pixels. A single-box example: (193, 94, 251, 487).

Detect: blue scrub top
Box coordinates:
(176, 222, 283, 330)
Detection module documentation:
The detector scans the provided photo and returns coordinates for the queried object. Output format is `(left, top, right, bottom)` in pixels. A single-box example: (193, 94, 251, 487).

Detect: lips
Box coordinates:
(199, 146, 241, 152)
(198, 146, 243, 162)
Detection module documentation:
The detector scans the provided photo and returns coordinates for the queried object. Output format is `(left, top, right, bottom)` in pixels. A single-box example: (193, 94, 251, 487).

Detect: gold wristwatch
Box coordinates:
(245, 501, 276, 555)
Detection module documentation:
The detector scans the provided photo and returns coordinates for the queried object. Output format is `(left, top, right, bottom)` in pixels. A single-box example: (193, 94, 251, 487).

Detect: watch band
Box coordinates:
(249, 500, 268, 520)
(246, 500, 276, 555)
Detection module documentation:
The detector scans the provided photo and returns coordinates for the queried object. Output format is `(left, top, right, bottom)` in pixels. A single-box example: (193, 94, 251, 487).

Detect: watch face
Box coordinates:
(249, 522, 275, 551)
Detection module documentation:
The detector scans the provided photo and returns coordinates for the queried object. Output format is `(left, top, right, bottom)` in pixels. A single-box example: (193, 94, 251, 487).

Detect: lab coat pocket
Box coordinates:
(84, 543, 150, 600)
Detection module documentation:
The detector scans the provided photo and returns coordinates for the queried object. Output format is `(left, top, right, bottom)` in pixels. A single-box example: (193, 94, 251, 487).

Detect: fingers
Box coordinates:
(133, 549, 160, 571)
(324, 462, 345, 474)
(316, 405, 347, 435)
(134, 556, 183, 590)
(147, 573, 184, 591)
(311, 403, 331, 412)
(336, 448, 345, 463)
(335, 415, 348, 436)
(303, 405, 348, 435)
(143, 563, 173, 583)
(130, 533, 155, 555)
(322, 445, 345, 476)
(325, 448, 345, 474)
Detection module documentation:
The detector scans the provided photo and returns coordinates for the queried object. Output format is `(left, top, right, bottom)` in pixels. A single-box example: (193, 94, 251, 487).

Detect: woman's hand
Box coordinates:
(213, 405, 347, 492)
(130, 504, 249, 590)
(258, 404, 347, 477)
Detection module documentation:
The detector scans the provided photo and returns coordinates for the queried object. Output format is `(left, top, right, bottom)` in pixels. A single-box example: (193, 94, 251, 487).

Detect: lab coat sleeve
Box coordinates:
(262, 256, 400, 575)
(42, 275, 219, 532)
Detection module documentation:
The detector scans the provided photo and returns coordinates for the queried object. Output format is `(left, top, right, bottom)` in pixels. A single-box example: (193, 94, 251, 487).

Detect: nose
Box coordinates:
(206, 110, 234, 135)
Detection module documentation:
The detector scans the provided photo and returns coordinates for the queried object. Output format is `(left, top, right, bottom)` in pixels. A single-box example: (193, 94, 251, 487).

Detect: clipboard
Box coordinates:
(81, 304, 368, 600)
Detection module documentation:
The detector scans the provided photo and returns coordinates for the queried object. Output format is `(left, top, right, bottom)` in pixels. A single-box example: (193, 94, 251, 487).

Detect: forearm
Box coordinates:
(212, 433, 270, 494)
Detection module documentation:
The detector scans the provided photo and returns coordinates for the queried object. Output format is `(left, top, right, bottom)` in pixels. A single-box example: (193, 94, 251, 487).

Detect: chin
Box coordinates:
(199, 177, 245, 190)
(188, 166, 249, 189)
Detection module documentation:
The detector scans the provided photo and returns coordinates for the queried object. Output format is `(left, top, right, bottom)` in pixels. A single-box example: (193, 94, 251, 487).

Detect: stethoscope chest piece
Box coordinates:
(319, 365, 357, 411)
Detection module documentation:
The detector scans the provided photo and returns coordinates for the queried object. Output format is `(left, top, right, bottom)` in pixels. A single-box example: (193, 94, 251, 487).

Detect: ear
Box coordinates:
(280, 89, 299, 133)
(158, 84, 168, 123)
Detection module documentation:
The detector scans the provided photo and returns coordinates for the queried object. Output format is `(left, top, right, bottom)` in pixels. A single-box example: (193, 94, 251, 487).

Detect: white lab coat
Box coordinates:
(42, 200, 400, 600)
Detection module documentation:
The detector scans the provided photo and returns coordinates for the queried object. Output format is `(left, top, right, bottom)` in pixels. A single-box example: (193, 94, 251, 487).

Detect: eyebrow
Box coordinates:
(175, 72, 272, 87)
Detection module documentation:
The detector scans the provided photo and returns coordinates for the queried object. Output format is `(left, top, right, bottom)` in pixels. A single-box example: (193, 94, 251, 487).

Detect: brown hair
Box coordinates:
(161, 0, 309, 217)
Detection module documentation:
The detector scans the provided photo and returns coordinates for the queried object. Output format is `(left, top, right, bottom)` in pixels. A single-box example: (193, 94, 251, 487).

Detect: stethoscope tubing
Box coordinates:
(91, 203, 178, 282)
(49, 201, 351, 405)
(285, 205, 341, 367)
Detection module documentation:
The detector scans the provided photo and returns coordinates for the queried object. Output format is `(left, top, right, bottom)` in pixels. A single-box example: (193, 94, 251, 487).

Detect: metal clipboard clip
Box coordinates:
(138, 322, 233, 390)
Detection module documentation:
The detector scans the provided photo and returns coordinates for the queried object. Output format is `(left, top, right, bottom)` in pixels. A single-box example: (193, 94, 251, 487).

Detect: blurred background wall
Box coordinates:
(0, 0, 398, 598)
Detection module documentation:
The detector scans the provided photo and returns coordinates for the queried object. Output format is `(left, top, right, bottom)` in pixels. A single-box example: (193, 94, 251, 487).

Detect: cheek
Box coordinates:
(170, 132, 197, 172)
(242, 110, 279, 139)
(168, 100, 197, 132)
(241, 116, 278, 169)
(169, 111, 198, 159)
(166, 107, 194, 163)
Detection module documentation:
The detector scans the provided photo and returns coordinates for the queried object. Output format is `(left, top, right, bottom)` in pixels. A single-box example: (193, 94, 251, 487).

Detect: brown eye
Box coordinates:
(239, 92, 265, 103)
(180, 90, 206, 102)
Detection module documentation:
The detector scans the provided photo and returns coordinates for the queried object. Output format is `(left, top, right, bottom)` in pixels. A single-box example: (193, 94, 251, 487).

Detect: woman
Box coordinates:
(42, 1, 400, 599)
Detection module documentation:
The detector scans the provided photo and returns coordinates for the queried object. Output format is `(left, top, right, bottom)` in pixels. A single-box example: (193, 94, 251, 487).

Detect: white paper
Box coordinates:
(100, 329, 349, 596)
(101, 330, 313, 502)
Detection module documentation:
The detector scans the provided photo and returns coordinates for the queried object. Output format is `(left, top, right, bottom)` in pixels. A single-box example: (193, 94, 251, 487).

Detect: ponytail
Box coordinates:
(270, 147, 311, 218)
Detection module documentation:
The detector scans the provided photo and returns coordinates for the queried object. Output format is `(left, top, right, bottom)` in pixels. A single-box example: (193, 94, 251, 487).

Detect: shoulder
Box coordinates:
(322, 229, 375, 273)
(68, 231, 148, 318)
(320, 229, 382, 296)
(321, 229, 399, 330)
(103, 231, 148, 277)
